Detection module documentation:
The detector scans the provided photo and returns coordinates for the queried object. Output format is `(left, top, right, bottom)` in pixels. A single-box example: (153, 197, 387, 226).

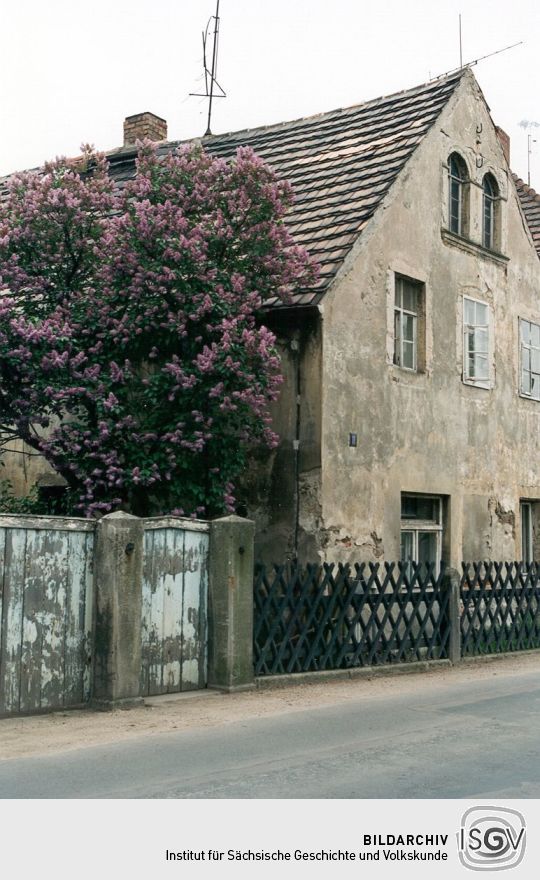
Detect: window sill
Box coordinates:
(390, 365, 427, 384)
(393, 363, 417, 374)
(518, 392, 540, 404)
(441, 229, 509, 266)
(462, 378, 491, 391)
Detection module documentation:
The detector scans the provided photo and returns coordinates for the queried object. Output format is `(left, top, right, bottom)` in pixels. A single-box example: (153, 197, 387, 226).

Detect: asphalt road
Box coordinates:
(1, 661, 540, 798)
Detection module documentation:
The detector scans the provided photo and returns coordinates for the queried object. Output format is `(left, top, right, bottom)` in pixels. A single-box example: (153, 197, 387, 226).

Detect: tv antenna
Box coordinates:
(189, 0, 226, 136)
(431, 37, 523, 81)
(519, 120, 539, 185)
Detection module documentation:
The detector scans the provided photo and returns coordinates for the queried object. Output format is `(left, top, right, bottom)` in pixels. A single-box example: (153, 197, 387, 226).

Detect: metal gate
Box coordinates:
(0, 518, 94, 716)
(141, 519, 208, 695)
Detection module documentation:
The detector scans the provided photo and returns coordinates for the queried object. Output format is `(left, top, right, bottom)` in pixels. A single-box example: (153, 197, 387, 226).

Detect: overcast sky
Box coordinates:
(0, 0, 538, 183)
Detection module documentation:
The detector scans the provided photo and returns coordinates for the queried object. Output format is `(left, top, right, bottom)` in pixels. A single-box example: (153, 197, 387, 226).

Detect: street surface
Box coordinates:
(1, 654, 539, 798)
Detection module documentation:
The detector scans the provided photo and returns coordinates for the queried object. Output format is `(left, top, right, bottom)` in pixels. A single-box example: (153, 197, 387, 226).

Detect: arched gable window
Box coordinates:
(482, 172, 499, 250)
(448, 153, 469, 236)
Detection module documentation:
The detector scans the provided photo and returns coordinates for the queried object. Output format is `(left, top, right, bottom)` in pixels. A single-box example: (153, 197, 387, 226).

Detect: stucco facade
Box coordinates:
(251, 71, 540, 566)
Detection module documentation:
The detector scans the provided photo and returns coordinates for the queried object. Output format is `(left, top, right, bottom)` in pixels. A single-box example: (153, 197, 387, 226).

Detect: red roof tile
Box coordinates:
(513, 175, 540, 259)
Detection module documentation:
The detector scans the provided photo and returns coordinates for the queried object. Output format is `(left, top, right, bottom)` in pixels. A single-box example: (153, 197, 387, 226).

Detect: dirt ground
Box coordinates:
(1, 652, 539, 762)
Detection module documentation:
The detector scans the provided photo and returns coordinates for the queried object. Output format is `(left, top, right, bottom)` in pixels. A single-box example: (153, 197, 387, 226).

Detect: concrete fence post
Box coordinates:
(92, 511, 144, 708)
(442, 566, 462, 664)
(207, 515, 255, 692)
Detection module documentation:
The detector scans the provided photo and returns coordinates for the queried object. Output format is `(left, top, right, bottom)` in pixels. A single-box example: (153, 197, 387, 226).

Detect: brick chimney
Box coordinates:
(123, 112, 167, 146)
(495, 126, 510, 166)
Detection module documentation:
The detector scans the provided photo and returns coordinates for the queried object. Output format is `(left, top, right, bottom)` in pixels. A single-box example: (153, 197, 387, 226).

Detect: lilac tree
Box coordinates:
(0, 143, 316, 516)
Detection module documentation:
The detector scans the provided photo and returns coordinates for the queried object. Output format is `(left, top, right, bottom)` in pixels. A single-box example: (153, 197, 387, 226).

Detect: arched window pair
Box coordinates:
(448, 152, 499, 250)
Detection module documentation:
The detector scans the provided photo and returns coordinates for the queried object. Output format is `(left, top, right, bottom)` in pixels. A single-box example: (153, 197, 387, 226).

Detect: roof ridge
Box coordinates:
(103, 69, 466, 162)
(196, 69, 466, 149)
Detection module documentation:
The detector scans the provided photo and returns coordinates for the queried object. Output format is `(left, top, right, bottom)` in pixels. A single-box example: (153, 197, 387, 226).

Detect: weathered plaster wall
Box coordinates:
(242, 310, 322, 563)
(1, 440, 60, 498)
(318, 70, 540, 565)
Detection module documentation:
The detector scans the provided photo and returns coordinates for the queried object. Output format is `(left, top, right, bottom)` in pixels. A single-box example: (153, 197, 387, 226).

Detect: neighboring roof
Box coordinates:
(514, 175, 540, 259)
(105, 70, 466, 307)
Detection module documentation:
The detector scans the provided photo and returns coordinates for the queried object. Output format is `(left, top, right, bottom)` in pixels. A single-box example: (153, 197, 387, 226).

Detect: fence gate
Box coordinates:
(141, 520, 209, 695)
(0, 518, 94, 716)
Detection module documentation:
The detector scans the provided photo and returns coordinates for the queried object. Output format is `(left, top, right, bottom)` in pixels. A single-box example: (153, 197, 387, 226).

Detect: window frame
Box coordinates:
(394, 276, 418, 371)
(448, 152, 469, 237)
(393, 275, 425, 373)
(400, 494, 443, 575)
(521, 501, 534, 563)
(519, 318, 540, 402)
(463, 295, 491, 389)
(482, 173, 499, 251)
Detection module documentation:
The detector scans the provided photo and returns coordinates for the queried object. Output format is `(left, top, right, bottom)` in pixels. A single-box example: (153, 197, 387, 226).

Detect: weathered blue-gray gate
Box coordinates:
(0, 516, 94, 716)
(141, 518, 209, 696)
(0, 512, 210, 716)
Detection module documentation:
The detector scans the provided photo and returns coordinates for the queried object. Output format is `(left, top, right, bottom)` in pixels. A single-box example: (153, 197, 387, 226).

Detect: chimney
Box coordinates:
(123, 112, 167, 147)
(495, 126, 510, 166)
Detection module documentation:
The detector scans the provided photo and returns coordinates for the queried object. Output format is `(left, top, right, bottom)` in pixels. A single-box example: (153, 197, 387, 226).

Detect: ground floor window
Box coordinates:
(400, 493, 442, 574)
(521, 501, 534, 563)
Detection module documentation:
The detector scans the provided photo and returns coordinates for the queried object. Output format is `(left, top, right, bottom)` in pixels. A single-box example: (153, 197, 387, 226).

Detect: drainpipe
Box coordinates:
(290, 334, 301, 559)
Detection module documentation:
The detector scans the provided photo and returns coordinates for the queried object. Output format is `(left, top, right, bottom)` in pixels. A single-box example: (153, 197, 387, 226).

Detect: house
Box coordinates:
(3, 69, 540, 568)
(197, 67, 540, 568)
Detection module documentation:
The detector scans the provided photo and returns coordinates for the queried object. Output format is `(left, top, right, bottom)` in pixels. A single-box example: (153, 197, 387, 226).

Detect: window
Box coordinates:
(448, 152, 468, 236)
(400, 494, 442, 574)
(482, 173, 499, 250)
(463, 297, 489, 386)
(521, 501, 533, 563)
(394, 275, 423, 371)
(519, 319, 540, 400)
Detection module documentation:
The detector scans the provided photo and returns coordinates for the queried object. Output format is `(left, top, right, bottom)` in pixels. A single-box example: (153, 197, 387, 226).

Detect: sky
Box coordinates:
(0, 0, 538, 183)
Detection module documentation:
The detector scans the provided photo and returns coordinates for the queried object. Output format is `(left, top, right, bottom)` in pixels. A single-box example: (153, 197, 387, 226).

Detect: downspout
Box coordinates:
(290, 334, 301, 559)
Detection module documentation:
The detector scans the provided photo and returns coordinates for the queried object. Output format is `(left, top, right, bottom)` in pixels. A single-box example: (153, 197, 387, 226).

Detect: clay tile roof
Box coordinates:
(1, 70, 467, 308)
(513, 175, 540, 259)
(105, 70, 466, 308)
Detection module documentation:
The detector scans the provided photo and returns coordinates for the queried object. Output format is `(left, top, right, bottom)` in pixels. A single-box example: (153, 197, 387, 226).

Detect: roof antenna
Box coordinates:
(459, 13, 463, 68)
(189, 0, 226, 136)
(432, 40, 523, 80)
(519, 120, 540, 185)
(528, 134, 537, 186)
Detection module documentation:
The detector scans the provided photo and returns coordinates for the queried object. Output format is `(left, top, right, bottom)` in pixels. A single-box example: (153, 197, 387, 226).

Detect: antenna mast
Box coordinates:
(519, 120, 539, 186)
(189, 0, 226, 136)
(527, 133, 538, 186)
(432, 40, 523, 80)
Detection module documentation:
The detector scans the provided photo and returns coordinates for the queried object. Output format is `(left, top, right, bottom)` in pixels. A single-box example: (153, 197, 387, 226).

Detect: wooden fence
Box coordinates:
(254, 561, 449, 675)
(254, 560, 540, 675)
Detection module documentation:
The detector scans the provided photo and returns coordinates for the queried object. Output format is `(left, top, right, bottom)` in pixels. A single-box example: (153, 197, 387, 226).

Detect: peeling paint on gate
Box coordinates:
(0, 517, 95, 717)
(141, 520, 209, 696)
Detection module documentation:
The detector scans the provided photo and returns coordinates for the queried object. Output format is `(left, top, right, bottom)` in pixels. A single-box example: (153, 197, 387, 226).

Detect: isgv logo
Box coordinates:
(458, 806, 526, 871)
